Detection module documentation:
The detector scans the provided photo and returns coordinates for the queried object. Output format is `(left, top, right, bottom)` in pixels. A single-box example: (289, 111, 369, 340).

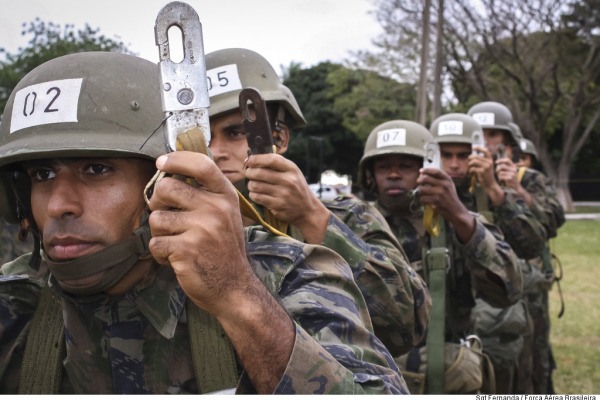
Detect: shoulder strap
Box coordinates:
(473, 183, 494, 223)
(517, 166, 527, 183)
(19, 285, 65, 394)
(186, 301, 239, 393)
(423, 216, 448, 394)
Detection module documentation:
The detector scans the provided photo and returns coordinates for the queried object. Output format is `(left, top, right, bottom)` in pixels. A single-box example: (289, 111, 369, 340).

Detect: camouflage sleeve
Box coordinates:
(491, 189, 547, 259)
(321, 198, 430, 356)
(0, 255, 47, 392)
(453, 214, 522, 308)
(544, 175, 566, 235)
(244, 232, 408, 394)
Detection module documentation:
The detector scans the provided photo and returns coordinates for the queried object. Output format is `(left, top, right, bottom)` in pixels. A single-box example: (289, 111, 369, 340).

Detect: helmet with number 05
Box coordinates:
(358, 120, 432, 192)
(205, 48, 306, 129)
(0, 51, 166, 223)
(467, 101, 520, 145)
(429, 113, 483, 145)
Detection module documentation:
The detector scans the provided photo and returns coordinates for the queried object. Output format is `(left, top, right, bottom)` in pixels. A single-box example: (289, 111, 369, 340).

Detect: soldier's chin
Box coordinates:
(451, 176, 471, 188)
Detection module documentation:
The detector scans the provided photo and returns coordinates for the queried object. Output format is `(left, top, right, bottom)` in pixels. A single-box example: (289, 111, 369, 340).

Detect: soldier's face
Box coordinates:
(440, 143, 471, 178)
(519, 153, 533, 168)
(209, 110, 250, 185)
(372, 154, 420, 207)
(25, 157, 155, 262)
(483, 129, 507, 156)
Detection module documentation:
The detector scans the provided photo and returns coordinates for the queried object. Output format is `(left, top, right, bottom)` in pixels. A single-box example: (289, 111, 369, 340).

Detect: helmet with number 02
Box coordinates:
(358, 120, 433, 192)
(0, 51, 166, 223)
(429, 113, 483, 145)
(205, 48, 306, 129)
(467, 101, 520, 145)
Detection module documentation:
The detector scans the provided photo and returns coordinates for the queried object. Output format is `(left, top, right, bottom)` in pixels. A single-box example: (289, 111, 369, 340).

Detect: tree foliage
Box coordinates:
(283, 61, 417, 184)
(0, 19, 131, 113)
(352, 0, 600, 210)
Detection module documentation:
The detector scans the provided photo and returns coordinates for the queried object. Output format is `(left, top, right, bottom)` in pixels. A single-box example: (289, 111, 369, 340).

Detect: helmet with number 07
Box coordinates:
(358, 120, 433, 193)
(0, 51, 166, 223)
(205, 48, 306, 129)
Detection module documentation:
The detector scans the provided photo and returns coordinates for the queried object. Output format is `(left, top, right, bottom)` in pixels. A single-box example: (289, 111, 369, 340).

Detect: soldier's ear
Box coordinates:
(273, 123, 290, 155)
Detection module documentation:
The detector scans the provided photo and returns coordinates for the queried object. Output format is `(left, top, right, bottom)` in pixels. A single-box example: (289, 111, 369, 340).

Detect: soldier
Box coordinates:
(0, 52, 408, 394)
(357, 119, 522, 394)
(514, 125, 566, 394)
(205, 48, 431, 357)
(469, 103, 565, 394)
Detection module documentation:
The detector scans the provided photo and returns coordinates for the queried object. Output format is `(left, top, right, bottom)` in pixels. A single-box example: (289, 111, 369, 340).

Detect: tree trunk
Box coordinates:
(416, 0, 432, 125)
(431, 0, 444, 121)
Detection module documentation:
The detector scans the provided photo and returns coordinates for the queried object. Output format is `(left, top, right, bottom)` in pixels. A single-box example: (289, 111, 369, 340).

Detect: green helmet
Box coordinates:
(519, 138, 538, 160)
(0, 51, 166, 223)
(205, 48, 306, 129)
(429, 113, 483, 145)
(467, 101, 520, 144)
(358, 120, 432, 192)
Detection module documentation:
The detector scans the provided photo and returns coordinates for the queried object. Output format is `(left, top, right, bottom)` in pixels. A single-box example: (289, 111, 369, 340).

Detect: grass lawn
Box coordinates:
(549, 219, 600, 394)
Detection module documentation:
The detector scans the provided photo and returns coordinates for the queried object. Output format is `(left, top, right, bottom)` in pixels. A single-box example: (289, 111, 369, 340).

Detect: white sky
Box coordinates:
(0, 0, 383, 74)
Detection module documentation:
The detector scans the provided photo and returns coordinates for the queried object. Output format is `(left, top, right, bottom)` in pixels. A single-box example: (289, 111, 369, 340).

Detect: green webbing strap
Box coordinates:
(541, 245, 554, 276)
(186, 301, 239, 393)
(19, 285, 65, 394)
(424, 216, 448, 394)
(473, 184, 494, 223)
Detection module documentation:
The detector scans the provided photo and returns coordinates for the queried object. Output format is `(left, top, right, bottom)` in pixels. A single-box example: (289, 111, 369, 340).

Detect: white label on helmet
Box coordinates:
(377, 129, 406, 148)
(438, 120, 463, 135)
(520, 139, 527, 151)
(206, 64, 243, 97)
(10, 78, 82, 133)
(471, 112, 495, 126)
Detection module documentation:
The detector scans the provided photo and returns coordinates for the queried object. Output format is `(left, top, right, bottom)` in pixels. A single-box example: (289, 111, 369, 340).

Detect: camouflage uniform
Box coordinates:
(0, 227, 409, 394)
(515, 168, 565, 394)
(313, 195, 431, 356)
(373, 202, 522, 341)
(0, 220, 33, 266)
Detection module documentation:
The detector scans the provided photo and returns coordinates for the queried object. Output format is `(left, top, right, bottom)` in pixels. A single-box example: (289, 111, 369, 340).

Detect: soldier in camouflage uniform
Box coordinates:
(205, 48, 431, 357)
(0, 52, 408, 394)
(0, 219, 33, 266)
(357, 119, 522, 394)
(471, 103, 564, 394)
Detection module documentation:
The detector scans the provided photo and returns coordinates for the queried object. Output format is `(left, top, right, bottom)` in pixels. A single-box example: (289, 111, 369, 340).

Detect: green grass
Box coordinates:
(572, 205, 600, 214)
(549, 220, 600, 394)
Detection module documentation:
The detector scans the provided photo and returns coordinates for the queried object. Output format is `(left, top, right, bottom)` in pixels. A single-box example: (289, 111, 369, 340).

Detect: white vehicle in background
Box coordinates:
(309, 170, 353, 200)
(309, 183, 339, 200)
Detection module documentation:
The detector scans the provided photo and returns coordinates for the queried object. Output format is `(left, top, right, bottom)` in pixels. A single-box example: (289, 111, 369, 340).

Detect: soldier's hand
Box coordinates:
(245, 153, 330, 243)
(417, 168, 476, 243)
(147, 151, 255, 316)
(495, 157, 519, 189)
(468, 146, 496, 189)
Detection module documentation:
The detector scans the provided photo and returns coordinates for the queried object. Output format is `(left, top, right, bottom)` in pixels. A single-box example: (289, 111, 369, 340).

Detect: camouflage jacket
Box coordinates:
(519, 168, 565, 240)
(456, 185, 547, 260)
(289, 195, 431, 357)
(0, 220, 33, 266)
(373, 201, 522, 342)
(0, 227, 408, 394)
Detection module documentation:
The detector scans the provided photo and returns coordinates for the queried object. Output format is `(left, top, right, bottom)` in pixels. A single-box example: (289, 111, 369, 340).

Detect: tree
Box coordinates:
(283, 61, 417, 184)
(353, 0, 600, 211)
(1, 19, 131, 113)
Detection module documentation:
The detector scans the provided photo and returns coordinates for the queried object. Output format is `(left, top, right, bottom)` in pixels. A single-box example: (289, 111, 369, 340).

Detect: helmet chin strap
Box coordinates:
(45, 222, 152, 296)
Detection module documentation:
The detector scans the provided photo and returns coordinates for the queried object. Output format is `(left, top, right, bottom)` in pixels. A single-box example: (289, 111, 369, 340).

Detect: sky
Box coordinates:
(1, 0, 383, 74)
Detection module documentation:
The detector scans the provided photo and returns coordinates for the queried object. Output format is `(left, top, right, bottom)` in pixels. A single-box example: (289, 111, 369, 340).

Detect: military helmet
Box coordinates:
(358, 120, 432, 191)
(467, 101, 520, 144)
(429, 113, 483, 145)
(205, 48, 306, 129)
(0, 51, 166, 222)
(519, 138, 539, 160)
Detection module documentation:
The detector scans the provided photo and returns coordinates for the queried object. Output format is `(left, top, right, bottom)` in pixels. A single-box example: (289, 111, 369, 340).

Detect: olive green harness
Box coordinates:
(18, 286, 239, 394)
